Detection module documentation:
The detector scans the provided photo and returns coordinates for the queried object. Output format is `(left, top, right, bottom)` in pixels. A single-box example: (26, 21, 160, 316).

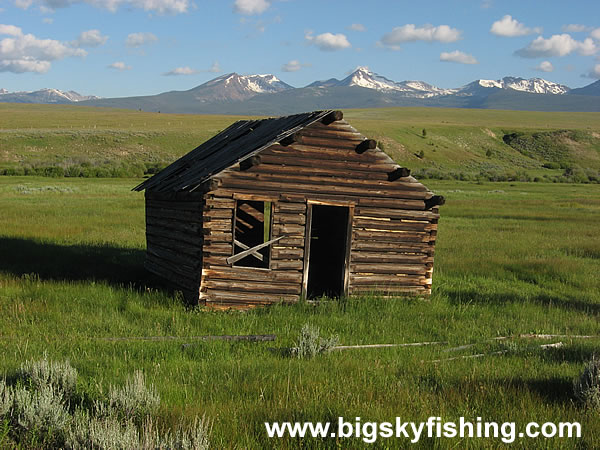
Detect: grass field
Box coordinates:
(1, 176, 599, 448)
(1, 104, 599, 182)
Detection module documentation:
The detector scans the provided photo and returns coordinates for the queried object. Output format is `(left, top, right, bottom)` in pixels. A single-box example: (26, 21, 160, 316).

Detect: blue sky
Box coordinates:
(1, 0, 599, 97)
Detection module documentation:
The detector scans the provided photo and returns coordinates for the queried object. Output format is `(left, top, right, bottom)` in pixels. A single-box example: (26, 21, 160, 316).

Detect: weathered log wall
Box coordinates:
(144, 191, 204, 303)
(199, 118, 439, 307)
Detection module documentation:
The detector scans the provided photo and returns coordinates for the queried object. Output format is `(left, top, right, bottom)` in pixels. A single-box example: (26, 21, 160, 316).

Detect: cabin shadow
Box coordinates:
(0, 237, 172, 295)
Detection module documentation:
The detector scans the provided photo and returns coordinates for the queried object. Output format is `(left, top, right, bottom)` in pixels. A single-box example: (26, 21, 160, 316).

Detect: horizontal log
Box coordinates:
(388, 167, 411, 181)
(358, 197, 425, 210)
(309, 119, 353, 133)
(259, 154, 399, 175)
(425, 195, 446, 210)
(204, 197, 235, 209)
(226, 170, 427, 193)
(355, 139, 377, 154)
(202, 279, 301, 295)
(273, 202, 307, 214)
(351, 251, 433, 265)
(353, 229, 430, 243)
(202, 266, 303, 284)
(350, 263, 429, 275)
(271, 247, 304, 260)
(274, 236, 304, 247)
(146, 233, 202, 256)
(201, 290, 299, 304)
(220, 178, 429, 201)
(355, 207, 439, 221)
(239, 155, 261, 171)
(252, 162, 395, 182)
(146, 207, 203, 223)
(321, 110, 343, 125)
(203, 255, 229, 267)
(147, 245, 200, 271)
(146, 216, 202, 236)
(273, 213, 306, 225)
(267, 144, 392, 164)
(297, 128, 364, 141)
(270, 259, 303, 270)
(272, 223, 305, 236)
(350, 285, 428, 294)
(146, 191, 205, 202)
(146, 226, 202, 247)
(353, 218, 436, 232)
(145, 257, 199, 287)
(146, 199, 203, 213)
(203, 231, 232, 243)
(351, 241, 434, 255)
(203, 208, 232, 220)
(202, 220, 231, 232)
(349, 274, 429, 286)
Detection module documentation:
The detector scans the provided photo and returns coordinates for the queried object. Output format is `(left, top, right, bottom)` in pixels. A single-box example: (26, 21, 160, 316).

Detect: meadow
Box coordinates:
(1, 175, 599, 448)
(1, 104, 600, 183)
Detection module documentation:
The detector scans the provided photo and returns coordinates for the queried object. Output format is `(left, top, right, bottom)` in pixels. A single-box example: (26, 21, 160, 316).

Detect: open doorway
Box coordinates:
(305, 204, 351, 299)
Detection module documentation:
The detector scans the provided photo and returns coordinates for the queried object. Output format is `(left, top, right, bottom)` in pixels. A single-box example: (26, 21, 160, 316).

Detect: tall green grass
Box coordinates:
(0, 177, 599, 448)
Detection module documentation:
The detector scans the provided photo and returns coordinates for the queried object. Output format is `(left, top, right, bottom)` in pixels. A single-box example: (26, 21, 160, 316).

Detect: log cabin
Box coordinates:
(133, 110, 444, 308)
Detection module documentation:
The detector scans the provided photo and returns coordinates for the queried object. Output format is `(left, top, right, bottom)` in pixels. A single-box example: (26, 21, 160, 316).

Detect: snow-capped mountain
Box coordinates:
(191, 73, 293, 102)
(309, 67, 454, 98)
(456, 77, 570, 96)
(0, 88, 100, 104)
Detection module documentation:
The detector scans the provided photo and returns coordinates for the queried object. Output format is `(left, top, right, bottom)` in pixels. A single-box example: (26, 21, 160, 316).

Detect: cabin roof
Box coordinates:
(133, 110, 333, 193)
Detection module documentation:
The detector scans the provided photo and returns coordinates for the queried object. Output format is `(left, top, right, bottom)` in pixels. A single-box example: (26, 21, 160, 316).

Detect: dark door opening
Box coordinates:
(305, 205, 350, 299)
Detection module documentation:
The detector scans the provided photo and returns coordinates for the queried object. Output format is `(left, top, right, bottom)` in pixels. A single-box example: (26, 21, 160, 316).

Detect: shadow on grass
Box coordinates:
(0, 236, 171, 294)
(495, 377, 575, 406)
(445, 288, 600, 315)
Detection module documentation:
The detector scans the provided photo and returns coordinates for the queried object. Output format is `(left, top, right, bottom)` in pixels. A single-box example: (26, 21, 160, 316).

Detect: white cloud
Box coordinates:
(585, 64, 600, 78)
(164, 66, 197, 76)
(72, 29, 108, 47)
(0, 25, 86, 74)
(480, 0, 493, 9)
(14, 0, 190, 14)
(43, 18, 54, 24)
(125, 32, 157, 47)
(592, 28, 600, 41)
(108, 61, 131, 70)
(233, 0, 269, 15)
(379, 24, 462, 50)
(305, 31, 351, 51)
(490, 15, 541, 37)
(348, 23, 366, 32)
(208, 61, 221, 73)
(439, 50, 478, 65)
(0, 24, 24, 36)
(562, 24, 589, 33)
(516, 34, 597, 58)
(534, 61, 554, 72)
(281, 59, 311, 72)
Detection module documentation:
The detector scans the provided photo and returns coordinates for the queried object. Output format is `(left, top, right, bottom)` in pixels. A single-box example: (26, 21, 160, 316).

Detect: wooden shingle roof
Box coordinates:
(133, 110, 334, 193)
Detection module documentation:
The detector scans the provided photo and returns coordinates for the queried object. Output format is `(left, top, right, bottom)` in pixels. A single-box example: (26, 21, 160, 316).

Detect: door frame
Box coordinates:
(301, 200, 354, 299)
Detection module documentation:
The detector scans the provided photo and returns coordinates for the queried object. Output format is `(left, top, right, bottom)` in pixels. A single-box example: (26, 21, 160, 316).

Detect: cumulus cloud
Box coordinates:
(163, 66, 197, 76)
(108, 61, 131, 70)
(516, 34, 597, 58)
(72, 29, 108, 47)
(534, 61, 554, 72)
(348, 23, 366, 32)
(562, 24, 589, 33)
(592, 28, 600, 40)
(379, 24, 461, 50)
(439, 50, 478, 65)
(305, 31, 351, 51)
(490, 15, 541, 37)
(281, 59, 310, 72)
(125, 32, 157, 47)
(208, 61, 221, 72)
(0, 24, 86, 73)
(14, 0, 190, 14)
(584, 63, 600, 78)
(233, 0, 269, 15)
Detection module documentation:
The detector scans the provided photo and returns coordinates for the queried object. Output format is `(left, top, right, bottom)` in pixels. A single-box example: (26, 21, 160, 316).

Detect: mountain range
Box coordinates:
(2, 67, 599, 114)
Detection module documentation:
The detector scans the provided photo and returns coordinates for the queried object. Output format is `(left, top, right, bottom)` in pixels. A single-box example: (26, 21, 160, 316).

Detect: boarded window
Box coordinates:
(232, 200, 272, 268)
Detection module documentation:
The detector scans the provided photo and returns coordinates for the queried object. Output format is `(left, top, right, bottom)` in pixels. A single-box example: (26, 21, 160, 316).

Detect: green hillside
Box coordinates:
(1, 103, 599, 182)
